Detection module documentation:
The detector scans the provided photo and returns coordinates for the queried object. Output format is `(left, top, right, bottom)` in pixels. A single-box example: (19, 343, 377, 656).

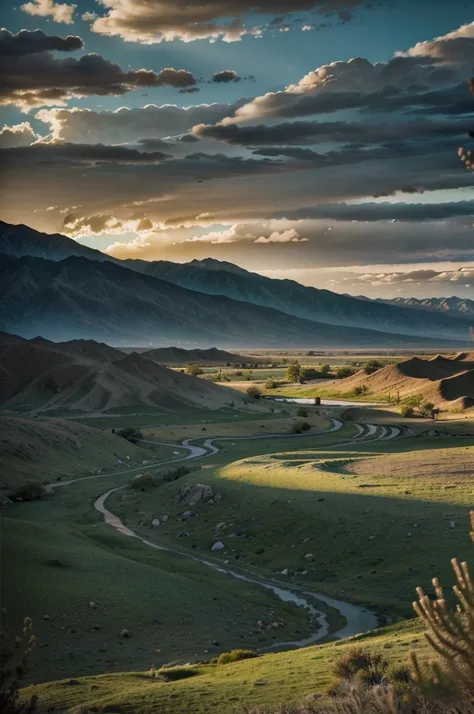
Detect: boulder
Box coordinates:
(177, 530, 190, 538)
(280, 568, 289, 575)
(182, 511, 193, 520)
(180, 483, 214, 505)
(120, 629, 131, 638)
(304, 553, 314, 560)
(211, 541, 225, 552)
(162, 515, 169, 523)
(151, 518, 160, 528)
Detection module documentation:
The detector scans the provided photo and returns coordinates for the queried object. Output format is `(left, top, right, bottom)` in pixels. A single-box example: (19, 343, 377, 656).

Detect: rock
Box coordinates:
(92, 624, 101, 631)
(215, 493, 222, 501)
(450, 521, 456, 528)
(62, 679, 81, 686)
(0, 491, 13, 508)
(177, 531, 190, 538)
(304, 553, 314, 560)
(182, 511, 193, 520)
(302, 537, 310, 544)
(407, 532, 413, 537)
(280, 568, 289, 575)
(120, 629, 131, 638)
(211, 541, 225, 552)
(89, 601, 97, 609)
(42, 615, 50, 621)
(215, 522, 226, 530)
(151, 518, 160, 528)
(180, 483, 214, 505)
(368, 536, 376, 541)
(253, 681, 266, 686)
(162, 515, 169, 523)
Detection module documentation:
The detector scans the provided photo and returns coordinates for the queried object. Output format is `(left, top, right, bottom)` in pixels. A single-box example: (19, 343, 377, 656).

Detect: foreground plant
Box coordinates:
(0, 617, 37, 713)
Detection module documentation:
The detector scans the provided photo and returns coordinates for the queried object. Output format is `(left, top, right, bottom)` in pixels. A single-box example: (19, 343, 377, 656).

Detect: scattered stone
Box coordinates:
(47, 559, 64, 567)
(407, 532, 413, 537)
(162, 515, 169, 523)
(89, 601, 97, 609)
(304, 553, 314, 560)
(92, 625, 101, 631)
(211, 541, 225, 552)
(42, 615, 50, 621)
(280, 568, 289, 575)
(182, 511, 193, 520)
(62, 679, 81, 686)
(254, 680, 266, 686)
(120, 629, 131, 638)
(177, 531, 190, 538)
(302, 537, 310, 544)
(368, 536, 376, 541)
(151, 518, 160, 528)
(215, 522, 226, 530)
(215, 493, 222, 501)
(450, 521, 456, 528)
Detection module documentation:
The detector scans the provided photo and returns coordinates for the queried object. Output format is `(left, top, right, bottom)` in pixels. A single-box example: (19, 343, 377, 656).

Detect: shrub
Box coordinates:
(0, 617, 38, 713)
(300, 367, 319, 381)
(404, 393, 424, 408)
(296, 407, 308, 417)
(185, 365, 203, 377)
(246, 385, 261, 399)
(336, 366, 356, 379)
(14, 482, 45, 502)
(215, 649, 258, 665)
(354, 385, 369, 396)
(265, 379, 278, 390)
(400, 405, 415, 418)
(116, 427, 143, 444)
(130, 473, 156, 490)
(420, 401, 436, 418)
(333, 648, 388, 683)
(161, 466, 190, 483)
(286, 362, 301, 383)
(156, 665, 199, 681)
(291, 420, 311, 434)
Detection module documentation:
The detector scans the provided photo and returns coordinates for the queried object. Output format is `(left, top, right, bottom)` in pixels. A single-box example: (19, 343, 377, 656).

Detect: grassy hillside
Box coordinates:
(24, 619, 428, 714)
(0, 415, 166, 490)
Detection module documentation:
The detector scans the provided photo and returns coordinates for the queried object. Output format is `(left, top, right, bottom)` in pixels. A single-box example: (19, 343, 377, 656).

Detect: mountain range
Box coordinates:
(0, 220, 472, 348)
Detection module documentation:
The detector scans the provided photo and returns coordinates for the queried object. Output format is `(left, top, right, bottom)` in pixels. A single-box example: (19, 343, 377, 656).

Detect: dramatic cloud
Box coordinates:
(0, 121, 39, 147)
(37, 100, 248, 142)
(212, 23, 474, 126)
(21, 0, 76, 24)
(346, 267, 474, 287)
(0, 29, 199, 110)
(194, 118, 470, 146)
(88, 0, 364, 44)
(212, 70, 241, 83)
(63, 213, 158, 237)
(1, 141, 172, 165)
(0, 28, 83, 54)
(254, 228, 308, 243)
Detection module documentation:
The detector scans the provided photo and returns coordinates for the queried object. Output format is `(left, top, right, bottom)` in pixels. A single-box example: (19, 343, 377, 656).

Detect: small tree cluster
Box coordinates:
(116, 427, 144, 444)
(246, 385, 261, 399)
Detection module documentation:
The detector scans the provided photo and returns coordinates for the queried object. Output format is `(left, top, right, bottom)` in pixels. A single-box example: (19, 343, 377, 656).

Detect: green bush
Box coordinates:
(401, 405, 415, 418)
(291, 420, 311, 434)
(130, 473, 156, 490)
(185, 365, 203, 377)
(14, 482, 46, 501)
(404, 393, 424, 408)
(354, 385, 368, 395)
(156, 665, 199, 681)
(161, 466, 190, 483)
(215, 649, 258, 665)
(116, 427, 143, 444)
(336, 366, 356, 379)
(265, 379, 277, 390)
(300, 367, 319, 381)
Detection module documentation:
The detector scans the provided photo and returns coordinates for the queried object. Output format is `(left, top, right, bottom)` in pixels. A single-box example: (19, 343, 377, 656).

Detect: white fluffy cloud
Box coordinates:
(0, 122, 39, 148)
(254, 228, 307, 243)
(21, 0, 76, 23)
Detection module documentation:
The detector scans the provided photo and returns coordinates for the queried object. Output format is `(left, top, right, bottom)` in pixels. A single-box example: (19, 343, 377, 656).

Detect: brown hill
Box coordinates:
(0, 415, 156, 490)
(0, 333, 244, 414)
(325, 354, 474, 408)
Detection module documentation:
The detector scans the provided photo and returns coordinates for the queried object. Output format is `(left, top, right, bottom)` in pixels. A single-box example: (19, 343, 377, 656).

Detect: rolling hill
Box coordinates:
(1, 221, 472, 344)
(324, 354, 474, 409)
(378, 295, 474, 319)
(0, 253, 463, 348)
(0, 332, 244, 413)
(143, 346, 254, 365)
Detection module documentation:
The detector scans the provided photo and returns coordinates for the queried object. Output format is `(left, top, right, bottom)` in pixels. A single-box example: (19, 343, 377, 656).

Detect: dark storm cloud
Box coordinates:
(0, 27, 83, 55)
(88, 0, 364, 43)
(194, 118, 470, 146)
(271, 200, 474, 223)
(212, 70, 241, 83)
(0, 141, 172, 165)
(0, 28, 199, 110)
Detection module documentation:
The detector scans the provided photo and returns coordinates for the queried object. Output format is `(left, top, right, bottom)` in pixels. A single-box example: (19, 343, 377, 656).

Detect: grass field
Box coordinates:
(25, 618, 430, 714)
(4, 402, 474, 714)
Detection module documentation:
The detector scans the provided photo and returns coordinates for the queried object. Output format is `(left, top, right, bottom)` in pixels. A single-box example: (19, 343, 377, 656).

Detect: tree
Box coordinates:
(286, 362, 301, 383)
(0, 617, 38, 714)
(265, 378, 277, 390)
(336, 366, 355, 379)
(400, 405, 415, 418)
(185, 364, 203, 377)
(300, 367, 319, 381)
(320, 364, 331, 375)
(116, 427, 144, 443)
(420, 401, 436, 418)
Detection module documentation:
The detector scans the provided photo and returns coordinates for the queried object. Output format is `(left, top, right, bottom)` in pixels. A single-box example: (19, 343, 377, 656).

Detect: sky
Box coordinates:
(1, 0, 474, 299)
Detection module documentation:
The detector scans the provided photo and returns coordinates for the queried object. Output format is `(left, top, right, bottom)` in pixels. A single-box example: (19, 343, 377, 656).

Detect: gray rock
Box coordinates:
(182, 511, 193, 520)
(180, 483, 214, 505)
(161, 515, 169, 523)
(151, 518, 160, 528)
(304, 553, 314, 560)
(211, 541, 225, 552)
(450, 521, 456, 528)
(280, 568, 289, 575)
(177, 531, 190, 538)
(120, 629, 131, 638)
